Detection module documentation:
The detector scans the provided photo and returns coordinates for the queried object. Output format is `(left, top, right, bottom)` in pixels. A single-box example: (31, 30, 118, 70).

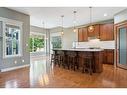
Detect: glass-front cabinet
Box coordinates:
(115, 22, 127, 69)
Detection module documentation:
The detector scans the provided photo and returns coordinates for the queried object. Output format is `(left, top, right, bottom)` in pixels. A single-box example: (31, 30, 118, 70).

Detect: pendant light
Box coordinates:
(73, 11, 77, 32)
(88, 7, 94, 32)
(61, 15, 64, 35)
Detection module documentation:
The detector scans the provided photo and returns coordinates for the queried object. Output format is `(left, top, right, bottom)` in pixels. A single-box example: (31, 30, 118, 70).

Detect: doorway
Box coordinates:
(29, 32, 46, 56)
(115, 21, 127, 69)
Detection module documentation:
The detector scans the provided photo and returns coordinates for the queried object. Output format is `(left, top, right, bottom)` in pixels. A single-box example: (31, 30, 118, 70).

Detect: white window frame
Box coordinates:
(0, 17, 23, 58)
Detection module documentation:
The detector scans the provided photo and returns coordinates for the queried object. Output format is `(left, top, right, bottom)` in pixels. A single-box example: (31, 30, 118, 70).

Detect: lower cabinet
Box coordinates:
(103, 49, 114, 65)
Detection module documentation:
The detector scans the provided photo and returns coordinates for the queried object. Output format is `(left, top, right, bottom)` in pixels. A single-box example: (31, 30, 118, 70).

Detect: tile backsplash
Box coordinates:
(74, 39, 115, 49)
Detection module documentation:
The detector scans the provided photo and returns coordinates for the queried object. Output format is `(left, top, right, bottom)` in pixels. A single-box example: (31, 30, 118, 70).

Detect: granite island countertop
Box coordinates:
(53, 48, 104, 52)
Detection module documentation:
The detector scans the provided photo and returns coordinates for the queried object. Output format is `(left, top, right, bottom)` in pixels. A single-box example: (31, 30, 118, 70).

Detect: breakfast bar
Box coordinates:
(53, 48, 104, 73)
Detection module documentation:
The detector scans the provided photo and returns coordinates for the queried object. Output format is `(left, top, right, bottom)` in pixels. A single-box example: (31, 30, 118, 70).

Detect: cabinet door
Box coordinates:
(103, 50, 107, 64)
(100, 24, 107, 40)
(106, 23, 114, 40)
(106, 50, 114, 65)
(82, 27, 88, 41)
(94, 24, 100, 38)
(100, 23, 114, 41)
(78, 28, 83, 42)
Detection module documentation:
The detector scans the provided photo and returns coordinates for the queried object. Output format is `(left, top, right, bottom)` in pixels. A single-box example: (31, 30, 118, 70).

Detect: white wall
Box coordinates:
(49, 27, 77, 49)
(62, 28, 77, 49)
(114, 8, 127, 24)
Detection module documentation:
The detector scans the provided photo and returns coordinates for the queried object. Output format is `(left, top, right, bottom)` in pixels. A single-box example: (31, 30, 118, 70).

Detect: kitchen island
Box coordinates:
(53, 48, 104, 73)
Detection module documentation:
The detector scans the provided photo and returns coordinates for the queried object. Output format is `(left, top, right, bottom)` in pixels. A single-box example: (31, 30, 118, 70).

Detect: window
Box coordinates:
(51, 36, 62, 49)
(5, 24, 21, 56)
(3, 23, 22, 58)
(0, 17, 22, 58)
(29, 34, 45, 52)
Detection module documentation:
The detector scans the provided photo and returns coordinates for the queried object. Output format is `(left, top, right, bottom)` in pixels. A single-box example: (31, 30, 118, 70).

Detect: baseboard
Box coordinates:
(0, 64, 30, 72)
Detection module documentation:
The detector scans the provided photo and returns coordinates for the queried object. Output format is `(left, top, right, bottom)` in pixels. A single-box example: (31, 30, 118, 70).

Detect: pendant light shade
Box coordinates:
(73, 28, 76, 32)
(73, 11, 77, 32)
(61, 15, 64, 35)
(61, 31, 64, 35)
(88, 7, 94, 32)
(88, 25, 94, 32)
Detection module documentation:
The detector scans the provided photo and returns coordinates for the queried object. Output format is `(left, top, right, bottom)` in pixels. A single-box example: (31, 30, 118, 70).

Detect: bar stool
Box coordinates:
(57, 51, 65, 67)
(52, 51, 60, 67)
(82, 52, 93, 75)
(67, 51, 79, 71)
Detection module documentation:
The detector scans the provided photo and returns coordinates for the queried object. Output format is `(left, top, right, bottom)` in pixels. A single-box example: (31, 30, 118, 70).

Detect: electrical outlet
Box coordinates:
(14, 61, 17, 64)
(26, 44, 28, 46)
(22, 60, 24, 63)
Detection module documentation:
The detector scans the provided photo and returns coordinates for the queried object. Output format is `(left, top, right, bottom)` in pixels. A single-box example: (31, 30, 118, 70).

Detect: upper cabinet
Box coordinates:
(78, 23, 114, 42)
(82, 27, 88, 41)
(78, 28, 83, 42)
(78, 27, 88, 42)
(100, 23, 114, 41)
(88, 24, 100, 38)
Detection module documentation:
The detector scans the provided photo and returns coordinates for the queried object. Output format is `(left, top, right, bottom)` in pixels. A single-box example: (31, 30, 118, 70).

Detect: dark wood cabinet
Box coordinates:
(78, 23, 114, 42)
(94, 51, 103, 73)
(103, 50, 107, 64)
(78, 27, 88, 42)
(107, 50, 114, 65)
(103, 49, 114, 65)
(100, 23, 114, 41)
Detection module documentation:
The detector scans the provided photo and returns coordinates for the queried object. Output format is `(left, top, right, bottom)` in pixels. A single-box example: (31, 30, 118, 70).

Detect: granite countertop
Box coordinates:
(53, 48, 104, 52)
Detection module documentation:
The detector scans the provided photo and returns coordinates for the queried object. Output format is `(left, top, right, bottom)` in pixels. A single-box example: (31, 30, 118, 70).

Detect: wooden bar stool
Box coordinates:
(82, 52, 93, 75)
(52, 51, 60, 67)
(67, 51, 79, 71)
(58, 51, 65, 67)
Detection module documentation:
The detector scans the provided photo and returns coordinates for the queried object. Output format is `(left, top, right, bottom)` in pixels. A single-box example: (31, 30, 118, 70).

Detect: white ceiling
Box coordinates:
(8, 7, 126, 28)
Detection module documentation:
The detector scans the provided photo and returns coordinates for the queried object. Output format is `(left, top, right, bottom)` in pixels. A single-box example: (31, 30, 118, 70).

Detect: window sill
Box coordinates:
(3, 54, 22, 59)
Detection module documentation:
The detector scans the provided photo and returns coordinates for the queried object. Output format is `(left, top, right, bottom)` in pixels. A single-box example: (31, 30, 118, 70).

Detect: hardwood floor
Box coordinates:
(0, 56, 127, 88)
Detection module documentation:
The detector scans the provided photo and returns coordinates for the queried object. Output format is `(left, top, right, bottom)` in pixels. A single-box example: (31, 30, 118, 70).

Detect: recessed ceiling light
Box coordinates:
(104, 13, 108, 17)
